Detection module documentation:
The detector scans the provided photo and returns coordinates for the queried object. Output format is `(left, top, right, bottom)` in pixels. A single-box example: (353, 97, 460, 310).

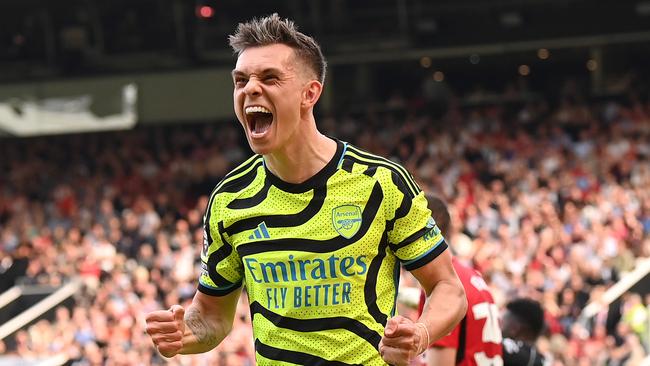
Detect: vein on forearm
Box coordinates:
(421, 279, 467, 341)
(185, 307, 219, 348)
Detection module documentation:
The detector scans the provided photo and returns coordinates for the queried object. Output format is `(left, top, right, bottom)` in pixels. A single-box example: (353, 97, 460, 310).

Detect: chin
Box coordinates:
(246, 138, 273, 156)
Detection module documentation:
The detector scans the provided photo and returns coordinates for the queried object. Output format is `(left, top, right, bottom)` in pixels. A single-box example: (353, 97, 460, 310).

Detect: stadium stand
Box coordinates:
(1, 74, 649, 365)
(2, 1, 650, 363)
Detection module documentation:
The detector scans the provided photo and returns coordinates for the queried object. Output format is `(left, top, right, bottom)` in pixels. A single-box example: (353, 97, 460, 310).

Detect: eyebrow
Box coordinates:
(231, 68, 283, 78)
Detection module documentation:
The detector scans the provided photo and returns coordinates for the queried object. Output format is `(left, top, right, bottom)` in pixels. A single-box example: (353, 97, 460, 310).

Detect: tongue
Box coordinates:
(254, 114, 273, 134)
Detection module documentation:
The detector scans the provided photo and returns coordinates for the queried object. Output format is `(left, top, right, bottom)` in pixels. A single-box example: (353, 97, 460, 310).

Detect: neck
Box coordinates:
(264, 121, 337, 184)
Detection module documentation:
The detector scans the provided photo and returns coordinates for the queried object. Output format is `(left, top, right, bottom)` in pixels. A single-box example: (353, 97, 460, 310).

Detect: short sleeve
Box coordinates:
(197, 197, 243, 296)
(385, 170, 447, 271)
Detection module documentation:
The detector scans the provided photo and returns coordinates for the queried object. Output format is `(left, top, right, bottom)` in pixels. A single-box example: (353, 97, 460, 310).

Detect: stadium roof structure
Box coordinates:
(0, 0, 649, 83)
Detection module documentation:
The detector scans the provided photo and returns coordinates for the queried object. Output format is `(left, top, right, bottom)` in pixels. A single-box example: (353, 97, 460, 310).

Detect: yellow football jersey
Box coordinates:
(199, 139, 446, 365)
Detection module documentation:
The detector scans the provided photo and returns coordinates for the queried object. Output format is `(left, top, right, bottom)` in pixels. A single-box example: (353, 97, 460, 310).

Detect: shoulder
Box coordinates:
(206, 154, 265, 207)
(341, 144, 421, 198)
(503, 338, 528, 364)
(452, 259, 472, 275)
(453, 260, 479, 284)
(218, 154, 264, 191)
(453, 259, 491, 291)
(503, 338, 545, 366)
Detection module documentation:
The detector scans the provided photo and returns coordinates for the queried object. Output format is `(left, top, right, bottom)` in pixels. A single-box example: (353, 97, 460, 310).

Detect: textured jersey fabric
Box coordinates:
(198, 138, 447, 365)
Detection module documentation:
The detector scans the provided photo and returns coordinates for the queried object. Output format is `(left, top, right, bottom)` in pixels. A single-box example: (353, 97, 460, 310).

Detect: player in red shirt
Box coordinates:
(419, 195, 503, 366)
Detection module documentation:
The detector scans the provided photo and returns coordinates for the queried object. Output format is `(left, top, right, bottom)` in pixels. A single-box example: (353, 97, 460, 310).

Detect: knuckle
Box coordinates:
(152, 334, 166, 344)
(159, 340, 180, 350)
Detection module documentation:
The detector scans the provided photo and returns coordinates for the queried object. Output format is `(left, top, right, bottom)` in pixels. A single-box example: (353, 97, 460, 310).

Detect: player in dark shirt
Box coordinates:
(501, 298, 547, 366)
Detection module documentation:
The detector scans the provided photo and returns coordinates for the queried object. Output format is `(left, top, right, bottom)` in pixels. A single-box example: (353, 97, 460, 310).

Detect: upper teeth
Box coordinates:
(245, 106, 271, 114)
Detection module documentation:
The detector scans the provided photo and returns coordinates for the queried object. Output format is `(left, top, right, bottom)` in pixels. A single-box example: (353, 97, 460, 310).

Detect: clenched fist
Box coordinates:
(145, 305, 186, 358)
(379, 316, 429, 366)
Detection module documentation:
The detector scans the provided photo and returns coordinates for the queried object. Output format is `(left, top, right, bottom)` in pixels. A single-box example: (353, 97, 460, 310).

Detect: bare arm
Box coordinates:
(146, 288, 241, 357)
(427, 346, 457, 366)
(379, 249, 466, 365)
(178, 289, 241, 354)
(412, 249, 467, 343)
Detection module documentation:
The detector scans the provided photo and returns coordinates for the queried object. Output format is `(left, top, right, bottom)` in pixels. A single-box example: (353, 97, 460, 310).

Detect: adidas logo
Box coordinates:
(249, 222, 271, 240)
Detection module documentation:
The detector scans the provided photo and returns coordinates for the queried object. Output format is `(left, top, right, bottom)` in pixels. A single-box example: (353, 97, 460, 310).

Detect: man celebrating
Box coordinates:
(145, 14, 466, 366)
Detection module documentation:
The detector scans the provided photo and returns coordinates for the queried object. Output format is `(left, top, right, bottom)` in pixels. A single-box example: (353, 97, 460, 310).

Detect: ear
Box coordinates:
(301, 80, 323, 109)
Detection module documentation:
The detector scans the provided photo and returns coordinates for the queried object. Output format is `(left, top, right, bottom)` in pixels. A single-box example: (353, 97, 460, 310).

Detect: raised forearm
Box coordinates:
(418, 279, 467, 343)
(179, 305, 231, 354)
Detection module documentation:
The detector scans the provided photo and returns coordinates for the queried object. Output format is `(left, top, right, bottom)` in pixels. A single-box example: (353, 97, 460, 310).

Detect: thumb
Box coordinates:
(384, 317, 400, 337)
(170, 305, 185, 325)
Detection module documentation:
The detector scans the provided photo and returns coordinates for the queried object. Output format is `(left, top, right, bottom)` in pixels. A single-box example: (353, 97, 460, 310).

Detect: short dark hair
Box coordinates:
(228, 13, 327, 84)
(425, 193, 451, 239)
(506, 298, 545, 339)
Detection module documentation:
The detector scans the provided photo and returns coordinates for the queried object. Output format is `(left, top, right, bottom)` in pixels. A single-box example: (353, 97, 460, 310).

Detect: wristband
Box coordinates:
(415, 322, 430, 354)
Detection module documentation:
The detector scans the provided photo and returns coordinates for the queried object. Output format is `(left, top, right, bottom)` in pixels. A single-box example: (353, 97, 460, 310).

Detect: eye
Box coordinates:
(234, 77, 248, 87)
(263, 75, 278, 83)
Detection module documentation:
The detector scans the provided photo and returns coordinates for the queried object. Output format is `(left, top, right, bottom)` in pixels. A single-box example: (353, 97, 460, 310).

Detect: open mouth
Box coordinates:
(245, 106, 274, 136)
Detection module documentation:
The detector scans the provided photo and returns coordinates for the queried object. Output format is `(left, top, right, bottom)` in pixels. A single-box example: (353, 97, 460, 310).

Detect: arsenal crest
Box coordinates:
(332, 205, 362, 239)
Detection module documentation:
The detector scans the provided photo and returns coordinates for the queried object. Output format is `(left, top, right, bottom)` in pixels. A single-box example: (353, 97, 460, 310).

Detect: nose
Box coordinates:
(243, 77, 262, 97)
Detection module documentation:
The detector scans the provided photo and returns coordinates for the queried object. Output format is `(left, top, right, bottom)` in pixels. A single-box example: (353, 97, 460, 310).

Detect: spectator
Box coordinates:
(0, 76, 649, 364)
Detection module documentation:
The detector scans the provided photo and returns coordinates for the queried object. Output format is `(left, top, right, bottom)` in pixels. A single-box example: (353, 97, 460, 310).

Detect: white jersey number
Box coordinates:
(472, 302, 503, 366)
(474, 352, 504, 366)
(472, 302, 502, 343)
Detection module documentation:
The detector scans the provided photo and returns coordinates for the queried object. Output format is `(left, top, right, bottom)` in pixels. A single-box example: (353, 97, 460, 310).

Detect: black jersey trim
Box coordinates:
(255, 339, 362, 366)
(236, 182, 383, 257)
(228, 154, 262, 177)
(218, 160, 264, 193)
(341, 158, 355, 173)
(391, 259, 400, 317)
(197, 280, 242, 297)
(211, 155, 263, 193)
(206, 221, 237, 287)
(344, 153, 417, 199)
(386, 186, 412, 233)
(363, 165, 378, 177)
(224, 184, 327, 236)
(203, 194, 215, 253)
(227, 176, 272, 209)
(364, 236, 389, 327)
(389, 168, 416, 204)
(203, 156, 263, 248)
(346, 146, 421, 198)
(264, 138, 344, 194)
(390, 226, 431, 251)
(402, 240, 448, 271)
(250, 301, 381, 349)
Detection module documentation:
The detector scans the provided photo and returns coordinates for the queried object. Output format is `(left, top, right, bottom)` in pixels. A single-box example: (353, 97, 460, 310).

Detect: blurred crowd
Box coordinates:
(1, 78, 650, 365)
